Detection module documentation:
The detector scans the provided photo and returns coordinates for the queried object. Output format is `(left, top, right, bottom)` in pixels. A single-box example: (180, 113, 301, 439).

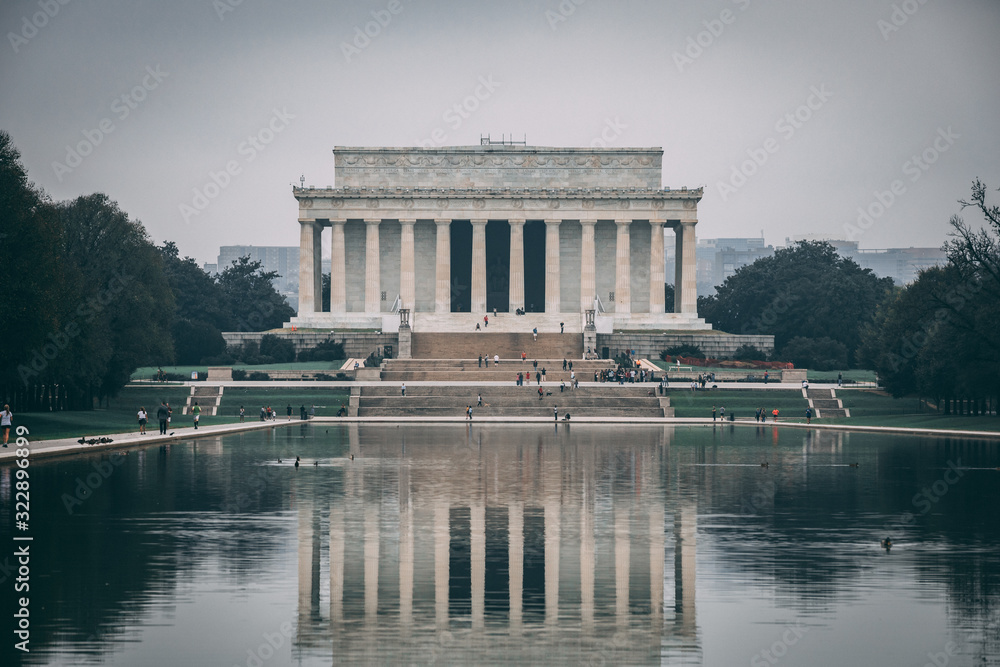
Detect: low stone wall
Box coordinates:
(221, 331, 399, 359)
(596, 332, 774, 359)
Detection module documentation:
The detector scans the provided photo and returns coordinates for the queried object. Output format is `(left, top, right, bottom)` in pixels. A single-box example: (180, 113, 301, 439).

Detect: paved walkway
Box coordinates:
(0, 419, 301, 464)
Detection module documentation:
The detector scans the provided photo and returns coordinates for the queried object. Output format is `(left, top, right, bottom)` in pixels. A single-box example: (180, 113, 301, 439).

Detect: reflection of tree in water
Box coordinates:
(670, 431, 1000, 639)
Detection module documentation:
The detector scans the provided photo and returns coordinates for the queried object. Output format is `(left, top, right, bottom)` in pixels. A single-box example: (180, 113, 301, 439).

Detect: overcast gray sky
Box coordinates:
(3, 0, 998, 265)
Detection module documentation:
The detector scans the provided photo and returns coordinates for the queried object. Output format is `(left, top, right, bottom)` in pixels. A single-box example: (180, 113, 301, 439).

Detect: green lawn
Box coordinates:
(668, 389, 807, 419)
(15, 386, 350, 441)
(131, 361, 347, 381)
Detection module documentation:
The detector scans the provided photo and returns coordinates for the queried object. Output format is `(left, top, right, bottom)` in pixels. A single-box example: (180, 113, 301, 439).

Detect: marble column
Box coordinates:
(580, 220, 596, 314)
(365, 219, 381, 314)
(509, 220, 525, 313)
(471, 219, 487, 314)
(509, 502, 524, 634)
(435, 219, 451, 313)
(615, 220, 631, 315)
(330, 219, 347, 313)
(471, 503, 485, 630)
(649, 220, 666, 314)
(544, 220, 561, 314)
(674, 221, 697, 315)
(297, 219, 321, 315)
(400, 219, 416, 311)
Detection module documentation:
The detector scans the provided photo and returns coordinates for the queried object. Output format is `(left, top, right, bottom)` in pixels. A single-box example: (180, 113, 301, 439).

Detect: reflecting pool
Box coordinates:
(2, 424, 999, 666)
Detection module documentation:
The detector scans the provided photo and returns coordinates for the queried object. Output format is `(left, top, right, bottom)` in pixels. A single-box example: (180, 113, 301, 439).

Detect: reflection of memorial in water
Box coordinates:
(293, 425, 701, 662)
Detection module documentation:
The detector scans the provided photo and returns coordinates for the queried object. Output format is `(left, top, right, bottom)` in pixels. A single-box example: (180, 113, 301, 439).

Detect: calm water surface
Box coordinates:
(2, 424, 998, 666)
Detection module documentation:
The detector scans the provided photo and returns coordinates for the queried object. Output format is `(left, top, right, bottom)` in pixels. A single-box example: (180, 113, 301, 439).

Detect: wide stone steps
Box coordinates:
(358, 405, 661, 417)
(804, 387, 850, 419)
(361, 385, 655, 397)
(363, 395, 658, 409)
(410, 332, 583, 360)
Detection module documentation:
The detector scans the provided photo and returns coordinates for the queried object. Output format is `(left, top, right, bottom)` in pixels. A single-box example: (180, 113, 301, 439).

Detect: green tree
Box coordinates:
(700, 241, 893, 365)
(217, 255, 295, 331)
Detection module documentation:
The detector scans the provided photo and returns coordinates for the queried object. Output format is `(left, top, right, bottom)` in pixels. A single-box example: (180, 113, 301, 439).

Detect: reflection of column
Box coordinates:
(435, 501, 449, 628)
(580, 220, 596, 313)
(297, 501, 314, 620)
(675, 503, 697, 637)
(330, 506, 344, 625)
(298, 220, 321, 315)
(471, 219, 487, 313)
(364, 504, 379, 620)
(348, 424, 360, 458)
(649, 504, 665, 628)
(545, 220, 561, 314)
(615, 505, 630, 625)
(615, 220, 631, 315)
(580, 459, 595, 632)
(674, 221, 697, 315)
(365, 219, 381, 314)
(330, 220, 347, 313)
(471, 503, 485, 630)
(400, 219, 416, 311)
(509, 220, 525, 313)
(509, 502, 523, 634)
(399, 468, 413, 632)
(649, 220, 666, 314)
(435, 219, 451, 313)
(545, 497, 560, 626)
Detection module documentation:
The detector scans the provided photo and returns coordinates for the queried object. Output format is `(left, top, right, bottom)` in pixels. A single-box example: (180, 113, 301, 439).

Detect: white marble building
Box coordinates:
(287, 146, 708, 334)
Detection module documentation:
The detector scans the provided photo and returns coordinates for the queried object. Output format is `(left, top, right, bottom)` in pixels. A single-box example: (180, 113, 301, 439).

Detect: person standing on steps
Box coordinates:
(533, 359, 538, 371)
(521, 351, 526, 363)
(554, 406, 558, 420)
(541, 367, 546, 383)
(532, 327, 537, 341)
(477, 393, 482, 407)
(478, 355, 483, 368)
(536, 371, 541, 385)
(562, 359, 567, 370)
(401, 383, 406, 396)
(466, 405, 473, 420)
(484, 314, 489, 328)
(560, 322, 564, 333)
(494, 354, 499, 367)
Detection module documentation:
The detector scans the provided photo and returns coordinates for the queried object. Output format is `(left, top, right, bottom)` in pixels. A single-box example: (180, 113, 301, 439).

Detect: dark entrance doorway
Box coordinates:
(450, 221, 471, 312)
(523, 221, 545, 312)
(486, 221, 510, 312)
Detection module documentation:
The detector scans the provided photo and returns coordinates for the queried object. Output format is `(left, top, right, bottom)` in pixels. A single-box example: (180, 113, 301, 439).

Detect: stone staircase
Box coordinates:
(805, 387, 849, 418)
(381, 358, 612, 383)
(182, 385, 223, 416)
(410, 332, 583, 360)
(357, 384, 671, 418)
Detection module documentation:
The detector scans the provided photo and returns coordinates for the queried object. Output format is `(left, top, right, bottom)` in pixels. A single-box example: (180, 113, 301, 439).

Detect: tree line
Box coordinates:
(0, 131, 292, 411)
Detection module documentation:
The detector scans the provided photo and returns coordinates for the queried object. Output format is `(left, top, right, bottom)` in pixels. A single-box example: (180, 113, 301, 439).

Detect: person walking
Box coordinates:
(720, 406, 725, 420)
(1, 404, 13, 446)
(401, 383, 406, 396)
(536, 371, 541, 385)
(166, 403, 173, 430)
(837, 372, 843, 387)
(771, 408, 779, 422)
(192, 402, 201, 429)
(560, 381, 565, 393)
(764, 370, 769, 384)
(805, 407, 812, 424)
(286, 404, 293, 420)
(554, 406, 559, 421)
(494, 354, 499, 367)
(466, 405, 473, 420)
(538, 387, 544, 400)
(562, 359, 567, 370)
(712, 405, 717, 421)
(755, 407, 761, 423)
(239, 406, 245, 423)
(137, 406, 147, 434)
(477, 393, 482, 407)
(157, 402, 169, 434)
(560, 322, 564, 334)
(568, 361, 573, 372)
(532, 327, 537, 341)
(484, 315, 489, 328)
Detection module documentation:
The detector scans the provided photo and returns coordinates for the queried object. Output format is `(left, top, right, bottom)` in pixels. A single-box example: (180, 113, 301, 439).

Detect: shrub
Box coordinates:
(732, 344, 768, 361)
(231, 369, 247, 381)
(298, 339, 346, 362)
(779, 336, 848, 371)
(247, 371, 270, 381)
(259, 334, 296, 363)
(364, 351, 384, 367)
(661, 344, 704, 360)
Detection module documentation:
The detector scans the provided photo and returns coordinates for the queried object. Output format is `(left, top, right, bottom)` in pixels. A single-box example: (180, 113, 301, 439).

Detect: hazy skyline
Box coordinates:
(3, 0, 998, 265)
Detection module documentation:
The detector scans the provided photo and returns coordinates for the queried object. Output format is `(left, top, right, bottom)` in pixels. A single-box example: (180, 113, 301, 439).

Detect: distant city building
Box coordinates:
(207, 246, 331, 308)
(785, 236, 948, 286)
(667, 236, 774, 296)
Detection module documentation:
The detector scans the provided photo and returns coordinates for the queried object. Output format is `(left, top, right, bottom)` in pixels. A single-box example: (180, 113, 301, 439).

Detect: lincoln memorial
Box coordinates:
(286, 145, 709, 337)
